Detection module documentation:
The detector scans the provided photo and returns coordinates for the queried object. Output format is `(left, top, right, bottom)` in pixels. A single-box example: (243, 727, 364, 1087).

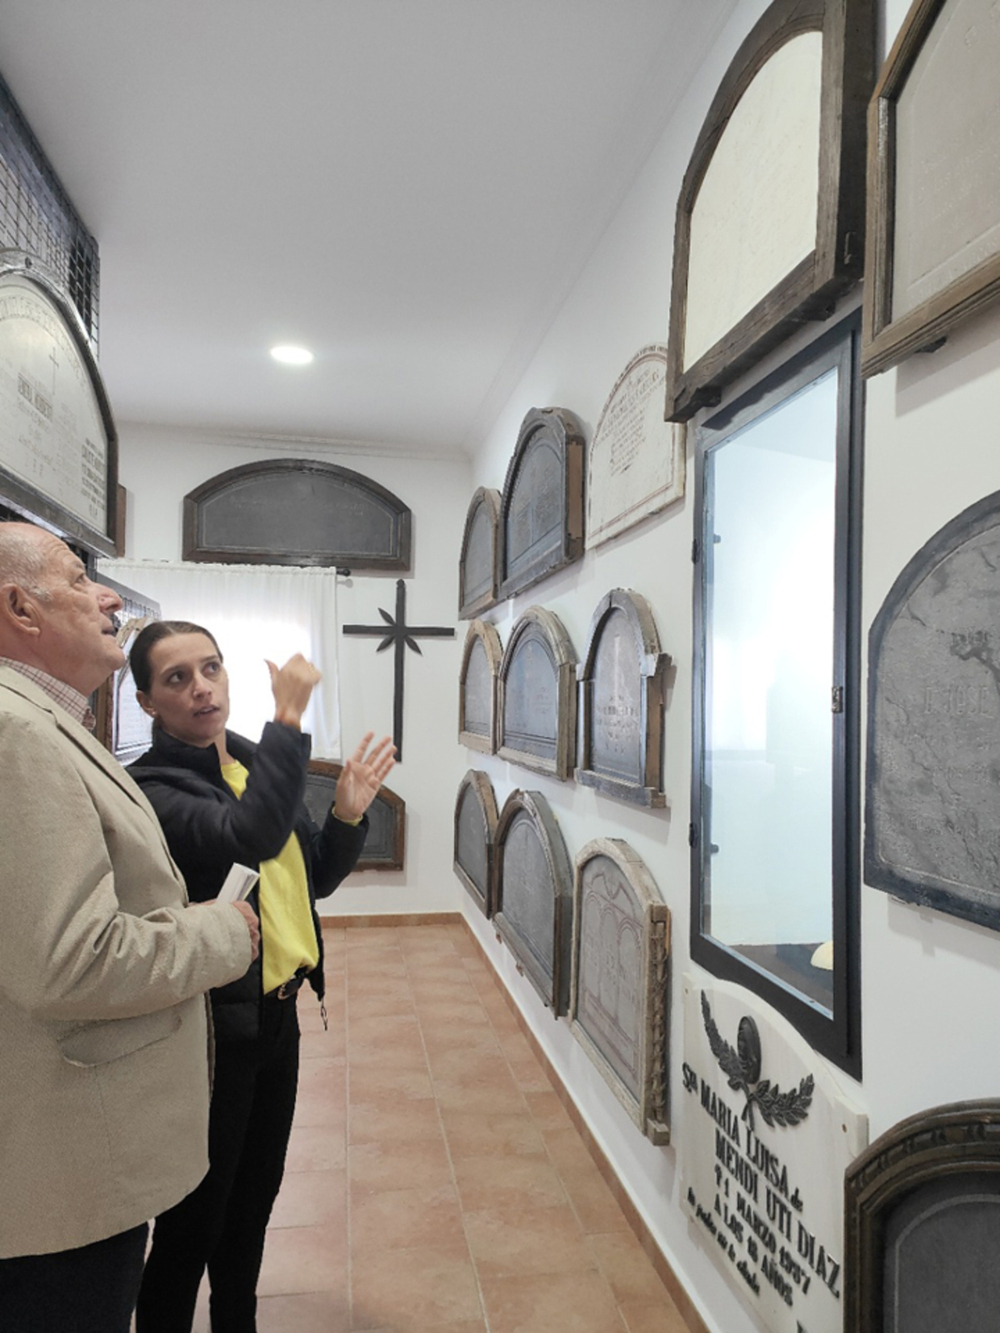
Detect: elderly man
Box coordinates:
(0, 521, 260, 1333)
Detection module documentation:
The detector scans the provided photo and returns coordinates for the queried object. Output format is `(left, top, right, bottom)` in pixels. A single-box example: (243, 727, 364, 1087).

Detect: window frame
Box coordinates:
(690, 311, 863, 1076)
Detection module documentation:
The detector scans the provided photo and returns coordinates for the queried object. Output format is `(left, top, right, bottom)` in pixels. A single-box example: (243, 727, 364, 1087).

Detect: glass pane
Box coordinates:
(702, 368, 838, 1011)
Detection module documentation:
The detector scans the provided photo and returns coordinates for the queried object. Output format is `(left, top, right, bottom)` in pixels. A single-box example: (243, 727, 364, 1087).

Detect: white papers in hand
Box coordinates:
(217, 863, 260, 904)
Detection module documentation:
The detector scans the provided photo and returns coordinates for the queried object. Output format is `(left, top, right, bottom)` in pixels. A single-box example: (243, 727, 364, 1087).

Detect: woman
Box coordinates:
(127, 619, 394, 1333)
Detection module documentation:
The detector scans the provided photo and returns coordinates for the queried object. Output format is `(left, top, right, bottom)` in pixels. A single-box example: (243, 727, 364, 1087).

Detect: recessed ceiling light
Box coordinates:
(270, 344, 314, 365)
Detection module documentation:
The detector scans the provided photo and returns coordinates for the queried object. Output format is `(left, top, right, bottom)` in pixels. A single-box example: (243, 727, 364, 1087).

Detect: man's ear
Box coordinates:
(0, 583, 43, 638)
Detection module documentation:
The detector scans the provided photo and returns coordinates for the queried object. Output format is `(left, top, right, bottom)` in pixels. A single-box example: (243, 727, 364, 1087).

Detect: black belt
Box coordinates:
(268, 969, 308, 1001)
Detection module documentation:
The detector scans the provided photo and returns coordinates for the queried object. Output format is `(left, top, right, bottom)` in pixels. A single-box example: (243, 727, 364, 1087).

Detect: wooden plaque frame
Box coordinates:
(453, 769, 499, 917)
(665, 0, 874, 421)
(458, 619, 502, 754)
(0, 250, 119, 556)
(498, 407, 585, 600)
(458, 487, 501, 619)
(862, 0, 1000, 376)
(569, 838, 670, 1144)
(494, 788, 574, 1015)
(576, 589, 670, 807)
(497, 606, 577, 781)
(183, 459, 412, 570)
(844, 1100, 1000, 1329)
(304, 759, 406, 872)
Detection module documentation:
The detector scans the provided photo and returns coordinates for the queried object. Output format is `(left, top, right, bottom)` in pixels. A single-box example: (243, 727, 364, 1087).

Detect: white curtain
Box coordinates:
(99, 560, 341, 759)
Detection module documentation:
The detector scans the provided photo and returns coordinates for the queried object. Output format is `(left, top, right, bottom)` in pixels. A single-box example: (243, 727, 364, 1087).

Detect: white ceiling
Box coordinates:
(0, 1, 737, 455)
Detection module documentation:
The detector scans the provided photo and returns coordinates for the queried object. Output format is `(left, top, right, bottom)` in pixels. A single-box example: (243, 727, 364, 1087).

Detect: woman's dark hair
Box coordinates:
(129, 620, 223, 694)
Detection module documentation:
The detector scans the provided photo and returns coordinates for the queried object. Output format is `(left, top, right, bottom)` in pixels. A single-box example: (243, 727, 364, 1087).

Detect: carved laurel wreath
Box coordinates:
(701, 992, 813, 1132)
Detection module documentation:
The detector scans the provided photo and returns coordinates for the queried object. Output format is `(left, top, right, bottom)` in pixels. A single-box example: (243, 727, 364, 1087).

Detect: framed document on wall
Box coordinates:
(0, 250, 118, 555)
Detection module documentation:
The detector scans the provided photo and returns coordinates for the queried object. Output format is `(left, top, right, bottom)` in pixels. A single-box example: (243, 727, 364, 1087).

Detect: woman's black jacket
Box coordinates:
(128, 722, 367, 1042)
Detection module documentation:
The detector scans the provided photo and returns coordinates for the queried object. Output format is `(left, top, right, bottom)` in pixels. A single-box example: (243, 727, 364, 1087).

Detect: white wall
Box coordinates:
(457, 2, 1000, 1332)
(115, 423, 471, 917)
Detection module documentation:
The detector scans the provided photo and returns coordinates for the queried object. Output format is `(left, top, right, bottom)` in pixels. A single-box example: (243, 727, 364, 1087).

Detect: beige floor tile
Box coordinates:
(347, 1033, 428, 1070)
(587, 1232, 672, 1304)
(349, 1137, 454, 1195)
(350, 1183, 467, 1256)
(463, 1202, 597, 1280)
(478, 1269, 626, 1333)
(506, 1056, 553, 1091)
(524, 1089, 576, 1133)
(425, 1049, 518, 1084)
(348, 1097, 444, 1146)
(350, 1244, 483, 1329)
(433, 1076, 528, 1115)
(285, 1123, 347, 1172)
(348, 1011, 420, 1043)
(421, 1026, 502, 1059)
(269, 1168, 347, 1229)
(299, 1026, 346, 1060)
(453, 1154, 568, 1212)
(347, 992, 419, 1021)
(617, 1298, 690, 1333)
(256, 1290, 351, 1332)
(346, 927, 408, 947)
(348, 1064, 435, 1103)
(440, 1108, 546, 1160)
(294, 1083, 346, 1129)
(559, 1162, 633, 1235)
(417, 1000, 493, 1027)
(257, 1224, 348, 1297)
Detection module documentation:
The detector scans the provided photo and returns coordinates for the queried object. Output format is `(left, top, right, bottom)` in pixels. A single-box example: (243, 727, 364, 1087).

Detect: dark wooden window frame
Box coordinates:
(306, 759, 406, 872)
(453, 769, 499, 917)
(665, 0, 874, 422)
(497, 606, 577, 782)
(861, 0, 1000, 377)
(458, 619, 502, 755)
(458, 487, 501, 619)
(691, 311, 863, 1077)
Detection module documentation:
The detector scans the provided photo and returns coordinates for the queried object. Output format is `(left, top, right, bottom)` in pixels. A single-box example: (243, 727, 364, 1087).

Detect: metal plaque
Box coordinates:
(494, 789, 573, 1014)
(453, 770, 499, 916)
(458, 487, 500, 619)
(866, 489, 1000, 932)
(184, 459, 412, 570)
(497, 607, 577, 781)
(303, 760, 405, 872)
(458, 619, 502, 754)
(570, 840, 670, 1143)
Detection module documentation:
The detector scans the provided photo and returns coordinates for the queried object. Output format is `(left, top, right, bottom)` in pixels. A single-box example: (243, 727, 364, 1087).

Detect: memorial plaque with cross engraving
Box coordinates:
(570, 839, 670, 1143)
(459, 620, 502, 754)
(458, 487, 501, 619)
(577, 590, 669, 807)
(498, 607, 576, 781)
(454, 770, 499, 916)
(867, 488, 1000, 931)
(494, 789, 573, 1014)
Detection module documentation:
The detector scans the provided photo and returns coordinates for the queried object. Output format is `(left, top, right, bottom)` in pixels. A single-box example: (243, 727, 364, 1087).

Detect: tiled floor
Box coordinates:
(190, 922, 689, 1333)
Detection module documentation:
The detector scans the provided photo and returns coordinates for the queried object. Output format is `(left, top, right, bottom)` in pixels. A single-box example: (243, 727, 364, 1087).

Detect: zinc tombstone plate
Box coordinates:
(586, 346, 686, 550)
(680, 975, 867, 1333)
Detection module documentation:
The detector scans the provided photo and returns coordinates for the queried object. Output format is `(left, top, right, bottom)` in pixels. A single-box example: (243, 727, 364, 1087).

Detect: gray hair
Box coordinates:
(0, 524, 54, 599)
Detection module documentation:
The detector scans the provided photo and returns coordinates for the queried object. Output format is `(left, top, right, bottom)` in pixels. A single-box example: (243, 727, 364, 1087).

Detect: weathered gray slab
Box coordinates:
(577, 589, 669, 807)
(183, 459, 412, 570)
(587, 347, 686, 550)
(866, 489, 1000, 931)
(459, 620, 502, 754)
(454, 770, 498, 916)
(498, 607, 576, 781)
(303, 761, 405, 871)
(458, 487, 501, 618)
(499, 407, 585, 599)
(494, 790, 573, 1013)
(570, 840, 669, 1143)
(681, 976, 867, 1333)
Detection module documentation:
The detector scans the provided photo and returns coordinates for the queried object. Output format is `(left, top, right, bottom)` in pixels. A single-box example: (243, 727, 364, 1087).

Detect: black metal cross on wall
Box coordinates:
(342, 579, 454, 762)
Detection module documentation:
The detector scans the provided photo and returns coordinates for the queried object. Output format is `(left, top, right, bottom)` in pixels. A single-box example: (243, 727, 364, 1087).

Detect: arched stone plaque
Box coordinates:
(458, 487, 500, 619)
(183, 459, 412, 570)
(459, 619, 502, 754)
(845, 1101, 1000, 1332)
(586, 347, 686, 550)
(494, 789, 573, 1014)
(866, 489, 1000, 932)
(570, 839, 670, 1143)
(303, 760, 405, 872)
(665, 0, 875, 421)
(498, 407, 585, 599)
(497, 606, 576, 781)
(453, 770, 499, 917)
(576, 589, 670, 807)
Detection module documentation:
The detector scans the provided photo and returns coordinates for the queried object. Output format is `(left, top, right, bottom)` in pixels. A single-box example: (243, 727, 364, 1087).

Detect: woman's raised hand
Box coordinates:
(266, 654, 322, 731)
(333, 732, 397, 822)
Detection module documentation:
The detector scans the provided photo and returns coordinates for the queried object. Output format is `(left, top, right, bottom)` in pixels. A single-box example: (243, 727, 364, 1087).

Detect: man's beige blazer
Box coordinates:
(0, 667, 253, 1258)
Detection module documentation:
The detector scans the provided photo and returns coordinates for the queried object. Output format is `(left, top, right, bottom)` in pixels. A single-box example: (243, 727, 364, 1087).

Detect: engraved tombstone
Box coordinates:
(458, 487, 501, 619)
(458, 620, 502, 754)
(576, 589, 669, 807)
(453, 770, 499, 917)
(494, 790, 573, 1014)
(586, 347, 686, 550)
(303, 760, 405, 871)
(94, 576, 160, 763)
(497, 607, 576, 781)
(498, 407, 585, 599)
(680, 976, 867, 1333)
(570, 839, 670, 1143)
(844, 1101, 1000, 1332)
(866, 490, 1000, 931)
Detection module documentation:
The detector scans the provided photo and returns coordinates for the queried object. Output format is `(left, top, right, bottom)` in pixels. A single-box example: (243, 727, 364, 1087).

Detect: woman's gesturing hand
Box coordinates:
(266, 654, 321, 731)
(333, 732, 397, 822)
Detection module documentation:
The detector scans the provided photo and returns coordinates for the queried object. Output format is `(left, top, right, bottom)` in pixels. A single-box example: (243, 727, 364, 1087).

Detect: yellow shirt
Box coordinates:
(220, 760, 319, 994)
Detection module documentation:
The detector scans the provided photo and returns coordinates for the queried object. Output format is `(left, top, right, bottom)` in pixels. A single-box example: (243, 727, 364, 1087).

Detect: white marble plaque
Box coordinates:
(680, 976, 866, 1333)
(684, 33, 822, 371)
(0, 272, 108, 530)
(586, 347, 686, 550)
